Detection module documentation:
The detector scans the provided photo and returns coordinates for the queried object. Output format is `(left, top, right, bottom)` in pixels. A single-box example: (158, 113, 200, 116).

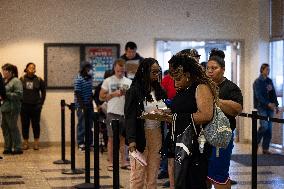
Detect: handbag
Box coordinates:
(173, 114, 197, 165)
(203, 104, 232, 151)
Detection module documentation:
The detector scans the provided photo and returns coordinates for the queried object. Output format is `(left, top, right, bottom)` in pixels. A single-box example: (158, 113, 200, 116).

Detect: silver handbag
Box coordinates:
(203, 105, 232, 150)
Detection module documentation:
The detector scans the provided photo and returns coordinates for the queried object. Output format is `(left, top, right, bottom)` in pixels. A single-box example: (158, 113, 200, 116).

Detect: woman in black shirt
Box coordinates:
(168, 54, 218, 189)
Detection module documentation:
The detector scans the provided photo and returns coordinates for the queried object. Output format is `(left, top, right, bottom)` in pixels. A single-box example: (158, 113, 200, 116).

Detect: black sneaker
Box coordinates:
(162, 180, 170, 188)
(12, 150, 23, 155)
(3, 150, 12, 154)
(78, 144, 85, 152)
(158, 171, 169, 179)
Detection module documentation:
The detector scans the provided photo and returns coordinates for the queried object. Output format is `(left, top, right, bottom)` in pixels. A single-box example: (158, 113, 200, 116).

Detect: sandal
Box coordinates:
(107, 165, 113, 171)
(120, 165, 131, 170)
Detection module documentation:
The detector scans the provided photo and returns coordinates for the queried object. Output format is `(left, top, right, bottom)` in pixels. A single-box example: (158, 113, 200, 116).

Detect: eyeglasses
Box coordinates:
(151, 70, 161, 75)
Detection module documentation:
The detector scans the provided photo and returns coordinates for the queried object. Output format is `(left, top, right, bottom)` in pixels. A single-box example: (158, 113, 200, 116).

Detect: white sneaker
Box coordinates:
(78, 144, 85, 151)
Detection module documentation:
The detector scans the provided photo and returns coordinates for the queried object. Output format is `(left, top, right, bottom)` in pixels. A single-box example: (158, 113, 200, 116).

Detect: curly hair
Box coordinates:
(132, 58, 166, 102)
(168, 54, 218, 102)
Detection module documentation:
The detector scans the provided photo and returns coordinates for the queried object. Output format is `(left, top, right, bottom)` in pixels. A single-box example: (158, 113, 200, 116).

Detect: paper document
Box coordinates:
(130, 150, 147, 166)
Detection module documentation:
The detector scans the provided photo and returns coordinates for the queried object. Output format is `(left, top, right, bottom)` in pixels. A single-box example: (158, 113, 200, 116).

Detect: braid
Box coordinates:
(168, 54, 218, 102)
(132, 58, 165, 102)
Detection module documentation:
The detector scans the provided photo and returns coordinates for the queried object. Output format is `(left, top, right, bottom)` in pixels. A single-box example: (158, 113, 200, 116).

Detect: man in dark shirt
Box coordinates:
(253, 63, 279, 154)
(120, 41, 144, 79)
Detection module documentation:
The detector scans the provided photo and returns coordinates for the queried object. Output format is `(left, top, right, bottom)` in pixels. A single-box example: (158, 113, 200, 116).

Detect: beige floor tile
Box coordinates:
(0, 143, 282, 188)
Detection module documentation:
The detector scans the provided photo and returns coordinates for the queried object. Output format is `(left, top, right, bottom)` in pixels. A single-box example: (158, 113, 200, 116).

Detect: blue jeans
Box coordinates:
(77, 107, 94, 146)
(257, 108, 274, 150)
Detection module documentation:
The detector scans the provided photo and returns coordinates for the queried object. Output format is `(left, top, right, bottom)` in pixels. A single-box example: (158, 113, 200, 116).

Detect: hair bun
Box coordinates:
(209, 48, 225, 59)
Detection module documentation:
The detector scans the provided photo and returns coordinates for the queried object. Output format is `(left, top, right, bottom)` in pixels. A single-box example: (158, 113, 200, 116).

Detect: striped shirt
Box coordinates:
(74, 74, 93, 108)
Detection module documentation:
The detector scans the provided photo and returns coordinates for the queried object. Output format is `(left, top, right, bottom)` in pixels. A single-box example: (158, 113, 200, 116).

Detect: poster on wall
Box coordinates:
(85, 44, 120, 86)
(44, 44, 81, 89)
(44, 43, 120, 89)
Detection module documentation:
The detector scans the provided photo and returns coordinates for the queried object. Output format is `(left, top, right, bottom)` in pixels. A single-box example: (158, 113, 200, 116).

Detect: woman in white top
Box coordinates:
(125, 58, 167, 189)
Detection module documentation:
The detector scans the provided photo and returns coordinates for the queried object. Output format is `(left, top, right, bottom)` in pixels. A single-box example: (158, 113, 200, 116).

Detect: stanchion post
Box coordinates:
(63, 103, 83, 174)
(251, 111, 258, 189)
(112, 119, 120, 189)
(93, 112, 100, 189)
(54, 100, 70, 164)
(75, 107, 95, 188)
(84, 107, 91, 183)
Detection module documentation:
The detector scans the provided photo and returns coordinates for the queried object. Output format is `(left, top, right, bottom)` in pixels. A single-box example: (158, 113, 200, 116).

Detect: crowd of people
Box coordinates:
(0, 41, 279, 189)
(73, 41, 281, 189)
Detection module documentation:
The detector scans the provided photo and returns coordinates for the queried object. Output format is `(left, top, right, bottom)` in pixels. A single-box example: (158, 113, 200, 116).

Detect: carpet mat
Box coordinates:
(231, 154, 284, 166)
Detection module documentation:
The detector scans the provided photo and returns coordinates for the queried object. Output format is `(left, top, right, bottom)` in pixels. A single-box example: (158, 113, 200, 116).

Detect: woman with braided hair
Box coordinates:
(125, 58, 167, 189)
(167, 53, 218, 189)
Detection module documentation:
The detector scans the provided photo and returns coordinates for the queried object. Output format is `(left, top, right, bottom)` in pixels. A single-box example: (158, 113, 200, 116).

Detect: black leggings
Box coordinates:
(175, 155, 208, 189)
(21, 103, 42, 139)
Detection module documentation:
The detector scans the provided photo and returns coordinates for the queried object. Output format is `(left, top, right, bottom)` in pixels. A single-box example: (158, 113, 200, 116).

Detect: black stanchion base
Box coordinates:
(53, 159, 71, 164)
(62, 169, 84, 174)
(74, 183, 96, 189)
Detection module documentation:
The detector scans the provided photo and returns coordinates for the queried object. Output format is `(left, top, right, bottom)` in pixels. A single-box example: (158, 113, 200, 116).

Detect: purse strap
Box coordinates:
(172, 113, 198, 142)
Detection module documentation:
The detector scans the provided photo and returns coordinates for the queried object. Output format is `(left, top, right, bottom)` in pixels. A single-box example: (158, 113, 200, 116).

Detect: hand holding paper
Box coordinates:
(140, 110, 172, 122)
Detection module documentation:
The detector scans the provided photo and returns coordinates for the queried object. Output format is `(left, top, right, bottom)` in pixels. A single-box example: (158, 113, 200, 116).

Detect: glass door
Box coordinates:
(270, 40, 284, 147)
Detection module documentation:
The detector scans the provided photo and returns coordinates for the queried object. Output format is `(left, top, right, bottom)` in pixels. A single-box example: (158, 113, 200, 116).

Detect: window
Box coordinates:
(155, 40, 241, 83)
(270, 40, 284, 106)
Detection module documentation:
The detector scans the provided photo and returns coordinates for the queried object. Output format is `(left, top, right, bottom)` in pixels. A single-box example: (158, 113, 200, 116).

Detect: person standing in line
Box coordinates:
(120, 41, 144, 79)
(162, 54, 217, 188)
(99, 59, 132, 171)
(125, 58, 167, 189)
(0, 73, 6, 101)
(0, 72, 6, 159)
(1, 63, 23, 155)
(206, 49, 243, 189)
(253, 63, 279, 154)
(93, 69, 114, 152)
(74, 61, 94, 151)
(20, 62, 46, 150)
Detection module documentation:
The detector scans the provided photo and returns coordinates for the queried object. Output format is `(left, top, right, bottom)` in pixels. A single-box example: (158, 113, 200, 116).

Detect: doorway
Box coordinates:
(155, 39, 243, 141)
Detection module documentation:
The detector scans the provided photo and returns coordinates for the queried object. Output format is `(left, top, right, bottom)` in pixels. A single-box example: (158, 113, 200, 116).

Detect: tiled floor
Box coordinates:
(0, 143, 283, 189)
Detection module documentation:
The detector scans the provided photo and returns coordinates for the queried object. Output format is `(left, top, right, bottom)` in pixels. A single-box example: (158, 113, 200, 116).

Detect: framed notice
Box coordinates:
(85, 44, 119, 86)
(44, 43, 120, 89)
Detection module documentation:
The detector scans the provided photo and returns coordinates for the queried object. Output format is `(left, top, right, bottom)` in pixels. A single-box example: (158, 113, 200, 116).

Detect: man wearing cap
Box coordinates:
(74, 61, 94, 151)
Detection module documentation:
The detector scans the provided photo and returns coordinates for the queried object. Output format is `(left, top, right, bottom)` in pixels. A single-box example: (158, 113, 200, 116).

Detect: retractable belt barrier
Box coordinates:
(56, 99, 284, 189)
(56, 100, 119, 188)
(238, 111, 284, 189)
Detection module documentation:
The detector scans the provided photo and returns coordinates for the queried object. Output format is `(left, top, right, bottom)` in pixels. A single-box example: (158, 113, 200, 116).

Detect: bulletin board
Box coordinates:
(44, 43, 120, 89)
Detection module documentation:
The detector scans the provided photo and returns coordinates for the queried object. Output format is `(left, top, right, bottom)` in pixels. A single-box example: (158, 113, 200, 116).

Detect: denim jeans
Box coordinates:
(257, 108, 274, 150)
(77, 107, 93, 146)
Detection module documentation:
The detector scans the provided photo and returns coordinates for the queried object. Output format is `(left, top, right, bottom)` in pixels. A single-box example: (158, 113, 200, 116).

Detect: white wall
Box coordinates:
(0, 0, 269, 143)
